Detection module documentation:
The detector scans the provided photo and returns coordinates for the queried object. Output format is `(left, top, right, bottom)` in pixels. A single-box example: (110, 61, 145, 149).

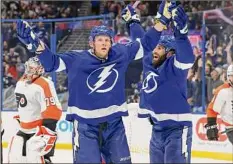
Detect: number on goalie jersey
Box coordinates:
(8, 57, 62, 164)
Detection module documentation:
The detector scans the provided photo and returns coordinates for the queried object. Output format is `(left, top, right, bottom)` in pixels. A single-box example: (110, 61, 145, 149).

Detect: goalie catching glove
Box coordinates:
(16, 20, 45, 54)
(28, 126, 57, 156)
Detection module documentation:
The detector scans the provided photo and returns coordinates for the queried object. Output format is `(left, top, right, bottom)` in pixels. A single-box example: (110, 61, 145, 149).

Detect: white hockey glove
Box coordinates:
(121, 5, 140, 24)
(16, 20, 45, 54)
(28, 126, 57, 156)
(154, 0, 176, 29)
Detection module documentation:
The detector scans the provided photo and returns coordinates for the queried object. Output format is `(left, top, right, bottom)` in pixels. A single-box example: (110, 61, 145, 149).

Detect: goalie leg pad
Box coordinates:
(8, 135, 26, 163)
(8, 132, 44, 163)
(26, 140, 45, 163)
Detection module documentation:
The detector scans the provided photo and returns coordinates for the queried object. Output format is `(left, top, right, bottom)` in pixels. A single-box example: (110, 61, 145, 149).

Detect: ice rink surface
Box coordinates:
(3, 148, 232, 163)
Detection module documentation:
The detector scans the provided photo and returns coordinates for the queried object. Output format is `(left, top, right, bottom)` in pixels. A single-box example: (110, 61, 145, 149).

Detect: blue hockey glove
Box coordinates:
(121, 5, 140, 25)
(155, 0, 176, 28)
(17, 20, 45, 54)
(171, 5, 188, 36)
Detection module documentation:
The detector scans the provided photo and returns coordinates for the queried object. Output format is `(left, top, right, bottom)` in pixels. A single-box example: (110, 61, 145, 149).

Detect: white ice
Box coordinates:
(3, 148, 232, 163)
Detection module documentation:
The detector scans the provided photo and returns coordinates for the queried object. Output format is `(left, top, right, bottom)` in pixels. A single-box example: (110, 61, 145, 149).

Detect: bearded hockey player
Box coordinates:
(8, 57, 62, 163)
(128, 3, 195, 163)
(15, 0, 175, 162)
(205, 64, 233, 145)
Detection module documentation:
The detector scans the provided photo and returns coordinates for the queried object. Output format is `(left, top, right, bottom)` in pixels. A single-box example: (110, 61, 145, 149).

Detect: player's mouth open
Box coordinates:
(101, 48, 107, 51)
(153, 55, 159, 60)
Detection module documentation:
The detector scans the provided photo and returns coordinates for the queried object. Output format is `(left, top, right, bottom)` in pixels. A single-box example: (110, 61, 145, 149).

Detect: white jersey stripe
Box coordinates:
(174, 57, 193, 70)
(138, 108, 192, 122)
(56, 58, 66, 72)
(67, 103, 128, 119)
(182, 126, 189, 161)
(134, 38, 144, 60)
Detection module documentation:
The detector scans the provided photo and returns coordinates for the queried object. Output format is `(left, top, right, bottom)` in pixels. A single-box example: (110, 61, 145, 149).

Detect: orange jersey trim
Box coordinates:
(33, 78, 62, 120)
(206, 83, 231, 118)
(20, 119, 43, 129)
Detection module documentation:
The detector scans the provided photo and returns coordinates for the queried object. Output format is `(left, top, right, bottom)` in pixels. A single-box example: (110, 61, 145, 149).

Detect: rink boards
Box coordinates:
(2, 103, 233, 161)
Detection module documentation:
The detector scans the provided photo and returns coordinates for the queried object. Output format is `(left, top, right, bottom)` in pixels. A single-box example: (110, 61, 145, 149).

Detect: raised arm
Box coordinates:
(225, 34, 233, 65)
(171, 5, 195, 76)
(16, 20, 78, 73)
(121, 1, 176, 60)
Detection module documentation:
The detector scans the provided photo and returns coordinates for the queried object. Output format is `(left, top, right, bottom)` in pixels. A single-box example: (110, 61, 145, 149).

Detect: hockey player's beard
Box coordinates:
(152, 53, 166, 68)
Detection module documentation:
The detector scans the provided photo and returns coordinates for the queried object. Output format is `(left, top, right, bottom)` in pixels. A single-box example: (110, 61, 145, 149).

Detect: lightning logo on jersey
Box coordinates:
(142, 71, 158, 93)
(87, 64, 119, 94)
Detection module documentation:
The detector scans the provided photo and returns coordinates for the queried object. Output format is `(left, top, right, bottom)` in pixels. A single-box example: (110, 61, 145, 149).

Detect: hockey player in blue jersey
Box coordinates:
(127, 3, 195, 164)
(16, 3, 170, 163)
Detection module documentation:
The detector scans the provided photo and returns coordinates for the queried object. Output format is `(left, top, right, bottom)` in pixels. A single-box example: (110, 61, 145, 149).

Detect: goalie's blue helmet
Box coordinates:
(158, 35, 176, 52)
(89, 25, 114, 42)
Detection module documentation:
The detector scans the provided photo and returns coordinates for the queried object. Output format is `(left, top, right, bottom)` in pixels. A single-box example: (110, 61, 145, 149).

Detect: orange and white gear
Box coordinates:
(207, 64, 233, 127)
(8, 58, 62, 163)
(227, 64, 233, 87)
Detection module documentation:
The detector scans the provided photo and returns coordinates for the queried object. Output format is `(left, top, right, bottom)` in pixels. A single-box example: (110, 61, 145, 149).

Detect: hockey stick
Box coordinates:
(132, 0, 141, 9)
(220, 128, 233, 134)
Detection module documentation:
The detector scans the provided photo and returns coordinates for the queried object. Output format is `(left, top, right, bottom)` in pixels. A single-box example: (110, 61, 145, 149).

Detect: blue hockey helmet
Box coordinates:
(158, 35, 176, 53)
(89, 25, 114, 42)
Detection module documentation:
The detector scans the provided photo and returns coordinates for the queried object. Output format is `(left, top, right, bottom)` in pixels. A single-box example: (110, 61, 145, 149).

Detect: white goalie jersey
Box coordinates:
(14, 76, 62, 133)
(7, 76, 62, 163)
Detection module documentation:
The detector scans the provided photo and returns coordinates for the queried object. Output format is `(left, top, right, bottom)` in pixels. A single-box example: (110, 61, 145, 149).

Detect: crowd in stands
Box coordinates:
(1, 1, 233, 113)
(1, 1, 83, 19)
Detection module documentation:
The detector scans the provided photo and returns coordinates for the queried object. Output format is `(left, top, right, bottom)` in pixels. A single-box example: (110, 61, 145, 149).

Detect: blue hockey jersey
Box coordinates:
(138, 36, 195, 128)
(38, 27, 161, 125)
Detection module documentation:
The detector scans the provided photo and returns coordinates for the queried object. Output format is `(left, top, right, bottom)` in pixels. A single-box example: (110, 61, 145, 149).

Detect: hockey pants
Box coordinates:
(72, 117, 131, 163)
(150, 125, 192, 163)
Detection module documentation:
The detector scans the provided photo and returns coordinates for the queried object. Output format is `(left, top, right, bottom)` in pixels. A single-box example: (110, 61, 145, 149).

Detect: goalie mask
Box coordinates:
(227, 64, 233, 87)
(24, 57, 44, 76)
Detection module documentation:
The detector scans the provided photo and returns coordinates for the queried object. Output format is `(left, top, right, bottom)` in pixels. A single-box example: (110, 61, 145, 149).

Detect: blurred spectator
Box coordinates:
(115, 14, 127, 35)
(5, 48, 21, 80)
(205, 63, 213, 77)
(206, 67, 224, 103)
(192, 67, 203, 112)
(193, 46, 201, 58)
(187, 69, 195, 108)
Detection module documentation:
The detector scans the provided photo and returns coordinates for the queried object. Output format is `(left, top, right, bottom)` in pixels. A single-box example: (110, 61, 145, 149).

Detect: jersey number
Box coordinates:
(15, 93, 27, 108)
(45, 97, 56, 106)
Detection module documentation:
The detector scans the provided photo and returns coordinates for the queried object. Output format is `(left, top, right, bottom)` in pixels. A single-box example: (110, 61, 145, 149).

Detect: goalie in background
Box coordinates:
(8, 57, 62, 163)
(205, 64, 233, 145)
